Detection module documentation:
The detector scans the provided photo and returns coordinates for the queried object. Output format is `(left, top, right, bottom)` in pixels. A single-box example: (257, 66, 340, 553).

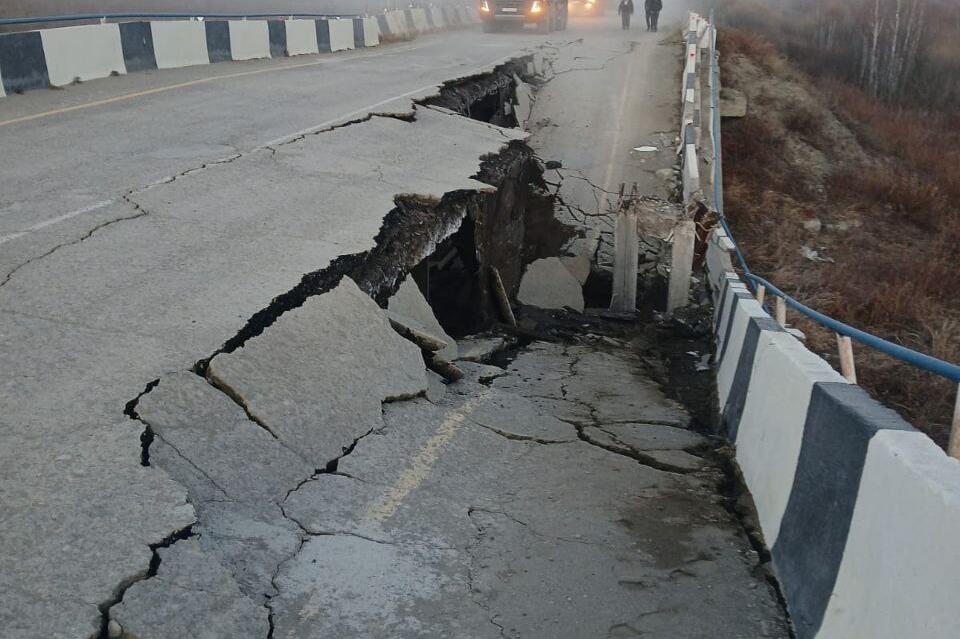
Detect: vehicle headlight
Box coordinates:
(531, 1, 543, 14)
(480, 0, 491, 12)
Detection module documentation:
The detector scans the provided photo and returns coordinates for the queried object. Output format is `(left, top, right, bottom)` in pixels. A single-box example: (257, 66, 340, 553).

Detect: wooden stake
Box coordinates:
(836, 334, 857, 384)
(755, 284, 766, 306)
(775, 296, 787, 327)
(948, 385, 960, 461)
(489, 267, 517, 327)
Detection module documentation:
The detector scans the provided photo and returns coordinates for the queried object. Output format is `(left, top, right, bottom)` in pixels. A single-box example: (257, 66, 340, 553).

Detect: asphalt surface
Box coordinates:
(0, 12, 788, 639)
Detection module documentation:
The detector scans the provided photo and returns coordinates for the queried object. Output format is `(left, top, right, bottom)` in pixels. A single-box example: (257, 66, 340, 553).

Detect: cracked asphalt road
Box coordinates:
(119, 329, 791, 638)
(0, 9, 787, 638)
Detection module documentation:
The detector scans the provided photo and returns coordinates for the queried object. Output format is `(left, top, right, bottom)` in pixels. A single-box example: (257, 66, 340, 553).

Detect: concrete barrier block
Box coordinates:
(228, 21, 270, 61)
(267, 20, 286, 57)
(362, 17, 380, 47)
(771, 383, 915, 638)
(151, 21, 208, 70)
(818, 429, 960, 639)
(712, 274, 746, 347)
(0, 31, 50, 94)
(204, 21, 231, 63)
(119, 22, 157, 73)
(429, 7, 447, 29)
(716, 291, 770, 407)
(735, 332, 848, 547)
(40, 24, 126, 87)
(285, 19, 318, 56)
(329, 19, 355, 52)
(705, 231, 735, 293)
(411, 8, 431, 33)
(386, 11, 408, 37)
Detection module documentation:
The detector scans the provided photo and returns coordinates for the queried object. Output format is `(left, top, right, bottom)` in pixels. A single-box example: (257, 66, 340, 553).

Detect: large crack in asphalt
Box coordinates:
(96, 56, 547, 637)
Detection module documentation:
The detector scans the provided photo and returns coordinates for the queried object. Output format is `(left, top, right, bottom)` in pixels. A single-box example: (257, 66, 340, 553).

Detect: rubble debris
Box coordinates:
(517, 257, 585, 312)
(457, 335, 509, 363)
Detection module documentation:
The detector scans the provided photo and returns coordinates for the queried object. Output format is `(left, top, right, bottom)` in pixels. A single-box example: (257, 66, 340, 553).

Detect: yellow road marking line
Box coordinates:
(364, 394, 485, 524)
(0, 44, 421, 129)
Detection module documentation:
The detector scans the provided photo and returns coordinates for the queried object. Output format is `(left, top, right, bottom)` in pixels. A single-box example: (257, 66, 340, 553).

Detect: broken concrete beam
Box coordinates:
(207, 277, 427, 468)
(389, 317, 449, 353)
(517, 257, 585, 313)
(387, 275, 458, 360)
(111, 539, 269, 639)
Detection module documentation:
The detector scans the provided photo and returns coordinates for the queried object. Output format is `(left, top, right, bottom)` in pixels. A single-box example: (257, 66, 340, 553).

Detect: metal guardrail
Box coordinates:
(0, 13, 358, 27)
(704, 9, 960, 436)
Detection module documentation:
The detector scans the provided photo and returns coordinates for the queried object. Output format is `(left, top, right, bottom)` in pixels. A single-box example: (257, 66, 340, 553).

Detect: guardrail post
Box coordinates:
(775, 296, 787, 327)
(755, 284, 765, 306)
(836, 334, 857, 383)
(949, 386, 960, 460)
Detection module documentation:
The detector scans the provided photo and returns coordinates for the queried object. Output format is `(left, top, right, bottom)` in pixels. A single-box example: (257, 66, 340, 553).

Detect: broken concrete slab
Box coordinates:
(425, 369, 448, 403)
(561, 254, 591, 285)
(457, 335, 508, 363)
(388, 275, 458, 360)
(207, 277, 427, 468)
(111, 539, 269, 639)
(137, 372, 314, 505)
(517, 257, 585, 312)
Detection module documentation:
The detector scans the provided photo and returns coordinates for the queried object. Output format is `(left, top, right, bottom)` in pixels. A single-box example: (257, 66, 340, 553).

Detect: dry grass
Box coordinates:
(719, 33, 960, 449)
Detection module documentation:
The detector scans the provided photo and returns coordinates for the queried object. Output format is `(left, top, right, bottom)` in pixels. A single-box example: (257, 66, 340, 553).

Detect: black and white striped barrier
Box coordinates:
(377, 5, 479, 41)
(0, 7, 479, 98)
(705, 122, 960, 639)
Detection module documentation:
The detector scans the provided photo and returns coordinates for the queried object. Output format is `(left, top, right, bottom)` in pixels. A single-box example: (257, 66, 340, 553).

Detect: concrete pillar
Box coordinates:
(610, 211, 638, 314)
(667, 220, 696, 313)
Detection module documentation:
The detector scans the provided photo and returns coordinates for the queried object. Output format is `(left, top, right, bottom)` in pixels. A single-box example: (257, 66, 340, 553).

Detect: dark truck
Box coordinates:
(480, 0, 569, 32)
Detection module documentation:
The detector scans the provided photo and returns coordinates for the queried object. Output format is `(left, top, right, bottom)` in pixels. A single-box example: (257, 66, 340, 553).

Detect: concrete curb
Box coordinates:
(0, 6, 478, 97)
(703, 109, 960, 639)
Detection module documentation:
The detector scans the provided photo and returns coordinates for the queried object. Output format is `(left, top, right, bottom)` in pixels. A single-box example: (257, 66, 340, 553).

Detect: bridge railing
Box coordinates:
(0, 13, 358, 28)
(703, 10, 960, 457)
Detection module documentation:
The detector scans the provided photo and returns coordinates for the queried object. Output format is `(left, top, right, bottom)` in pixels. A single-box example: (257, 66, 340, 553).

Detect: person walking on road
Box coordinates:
(618, 0, 635, 30)
(645, 0, 662, 31)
